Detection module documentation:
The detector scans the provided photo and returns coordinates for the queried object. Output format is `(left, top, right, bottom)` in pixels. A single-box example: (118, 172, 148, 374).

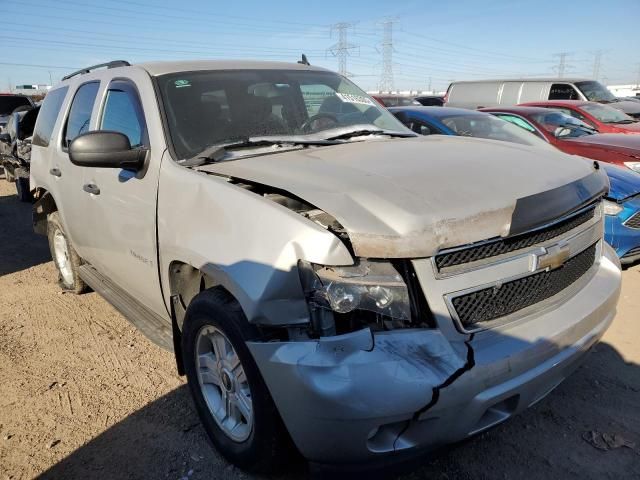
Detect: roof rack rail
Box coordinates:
(62, 60, 131, 81)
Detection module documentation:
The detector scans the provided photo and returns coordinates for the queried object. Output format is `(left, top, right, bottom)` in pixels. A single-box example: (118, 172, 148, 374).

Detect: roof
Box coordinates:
(136, 60, 329, 76)
(479, 105, 559, 116)
(389, 106, 487, 118)
(450, 78, 592, 85)
(520, 100, 591, 107)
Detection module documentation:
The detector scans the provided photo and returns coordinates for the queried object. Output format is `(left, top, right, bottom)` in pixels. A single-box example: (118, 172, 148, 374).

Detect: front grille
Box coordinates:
(624, 211, 640, 229)
(435, 206, 596, 270)
(451, 243, 597, 328)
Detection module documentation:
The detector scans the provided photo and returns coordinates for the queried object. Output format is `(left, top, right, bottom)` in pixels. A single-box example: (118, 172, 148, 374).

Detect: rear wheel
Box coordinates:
(47, 212, 86, 294)
(181, 288, 291, 472)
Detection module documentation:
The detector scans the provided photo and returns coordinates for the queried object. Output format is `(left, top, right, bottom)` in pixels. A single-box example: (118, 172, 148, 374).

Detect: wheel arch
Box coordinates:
(167, 260, 247, 375)
(32, 188, 58, 235)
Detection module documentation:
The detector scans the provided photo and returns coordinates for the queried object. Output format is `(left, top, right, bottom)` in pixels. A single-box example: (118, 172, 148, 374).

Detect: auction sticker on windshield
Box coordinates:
(336, 93, 376, 106)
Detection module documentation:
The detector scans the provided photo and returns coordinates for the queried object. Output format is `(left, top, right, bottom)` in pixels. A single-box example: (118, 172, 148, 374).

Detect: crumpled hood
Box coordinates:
(201, 135, 601, 257)
(601, 162, 640, 201)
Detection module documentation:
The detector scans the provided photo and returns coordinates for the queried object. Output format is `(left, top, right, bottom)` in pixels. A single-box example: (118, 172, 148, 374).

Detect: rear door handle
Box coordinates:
(49, 168, 61, 177)
(83, 183, 100, 195)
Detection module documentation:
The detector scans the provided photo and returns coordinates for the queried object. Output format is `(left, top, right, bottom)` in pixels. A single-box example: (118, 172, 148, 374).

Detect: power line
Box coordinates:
(378, 18, 397, 92)
(328, 23, 359, 76)
(591, 50, 604, 80)
(552, 52, 573, 78)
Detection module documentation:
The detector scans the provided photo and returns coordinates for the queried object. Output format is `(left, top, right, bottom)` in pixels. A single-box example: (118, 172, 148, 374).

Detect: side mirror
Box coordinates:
(0, 132, 11, 143)
(69, 131, 147, 170)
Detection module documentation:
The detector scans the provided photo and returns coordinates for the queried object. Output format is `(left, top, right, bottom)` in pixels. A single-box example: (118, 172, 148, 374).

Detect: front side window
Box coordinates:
(157, 69, 406, 159)
(100, 82, 147, 147)
(581, 103, 636, 124)
(64, 82, 99, 147)
(549, 84, 580, 100)
(574, 81, 616, 102)
(33, 87, 68, 148)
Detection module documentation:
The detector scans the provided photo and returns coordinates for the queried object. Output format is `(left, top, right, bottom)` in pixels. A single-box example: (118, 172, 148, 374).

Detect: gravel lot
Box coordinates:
(0, 178, 638, 480)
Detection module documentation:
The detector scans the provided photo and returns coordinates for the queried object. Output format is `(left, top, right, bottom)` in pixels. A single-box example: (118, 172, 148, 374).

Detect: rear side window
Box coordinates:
(32, 87, 68, 147)
(495, 114, 537, 132)
(64, 82, 100, 147)
(549, 84, 580, 100)
(100, 81, 147, 147)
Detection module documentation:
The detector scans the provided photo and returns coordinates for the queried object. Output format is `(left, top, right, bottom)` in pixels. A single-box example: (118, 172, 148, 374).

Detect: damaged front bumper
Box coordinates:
(247, 246, 621, 465)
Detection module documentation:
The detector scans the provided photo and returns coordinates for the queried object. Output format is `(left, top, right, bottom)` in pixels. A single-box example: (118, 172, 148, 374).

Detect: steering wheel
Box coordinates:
(300, 113, 339, 133)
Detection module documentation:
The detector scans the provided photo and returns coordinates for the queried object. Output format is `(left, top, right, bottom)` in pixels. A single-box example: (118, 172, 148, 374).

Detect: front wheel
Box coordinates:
(46, 212, 86, 294)
(181, 288, 291, 472)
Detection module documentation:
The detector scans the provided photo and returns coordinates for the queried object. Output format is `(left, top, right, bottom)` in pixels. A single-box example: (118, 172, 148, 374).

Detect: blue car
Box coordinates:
(390, 106, 640, 265)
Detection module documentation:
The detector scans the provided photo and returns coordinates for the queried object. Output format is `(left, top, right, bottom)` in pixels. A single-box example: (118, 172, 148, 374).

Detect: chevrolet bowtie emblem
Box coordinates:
(535, 243, 571, 271)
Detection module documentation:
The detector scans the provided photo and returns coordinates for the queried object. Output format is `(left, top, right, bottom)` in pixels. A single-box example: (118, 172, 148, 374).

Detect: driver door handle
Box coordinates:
(83, 183, 100, 195)
(49, 168, 62, 177)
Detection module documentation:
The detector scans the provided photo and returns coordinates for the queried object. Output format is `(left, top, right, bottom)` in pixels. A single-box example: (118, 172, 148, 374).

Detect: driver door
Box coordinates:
(80, 74, 167, 317)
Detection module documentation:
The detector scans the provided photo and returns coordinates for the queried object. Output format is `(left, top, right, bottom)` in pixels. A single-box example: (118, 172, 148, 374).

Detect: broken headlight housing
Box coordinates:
(298, 259, 411, 335)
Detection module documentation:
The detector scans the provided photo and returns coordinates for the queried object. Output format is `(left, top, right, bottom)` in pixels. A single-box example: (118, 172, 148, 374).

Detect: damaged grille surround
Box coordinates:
(435, 205, 596, 273)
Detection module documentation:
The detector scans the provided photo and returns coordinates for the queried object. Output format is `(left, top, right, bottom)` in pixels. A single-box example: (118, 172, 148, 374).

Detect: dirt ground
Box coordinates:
(0, 177, 638, 480)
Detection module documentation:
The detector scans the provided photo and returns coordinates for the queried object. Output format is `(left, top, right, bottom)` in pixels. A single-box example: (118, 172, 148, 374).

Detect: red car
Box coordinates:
(480, 106, 640, 174)
(520, 100, 640, 134)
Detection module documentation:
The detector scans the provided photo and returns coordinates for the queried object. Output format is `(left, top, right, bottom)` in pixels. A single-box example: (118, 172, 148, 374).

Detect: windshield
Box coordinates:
(158, 69, 406, 159)
(0, 96, 31, 116)
(439, 113, 552, 148)
(581, 102, 635, 123)
(575, 81, 616, 102)
(530, 111, 595, 138)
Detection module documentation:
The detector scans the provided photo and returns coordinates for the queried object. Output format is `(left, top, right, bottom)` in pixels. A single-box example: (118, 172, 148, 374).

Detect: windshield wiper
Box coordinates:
(610, 119, 637, 124)
(324, 128, 416, 141)
(179, 137, 339, 167)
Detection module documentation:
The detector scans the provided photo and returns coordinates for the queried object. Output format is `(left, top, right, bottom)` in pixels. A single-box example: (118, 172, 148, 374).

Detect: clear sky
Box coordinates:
(1, 0, 638, 93)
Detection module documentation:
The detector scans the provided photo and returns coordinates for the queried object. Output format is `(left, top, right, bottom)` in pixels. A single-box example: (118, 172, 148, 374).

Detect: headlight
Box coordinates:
(298, 259, 411, 321)
(623, 161, 640, 173)
(603, 199, 623, 216)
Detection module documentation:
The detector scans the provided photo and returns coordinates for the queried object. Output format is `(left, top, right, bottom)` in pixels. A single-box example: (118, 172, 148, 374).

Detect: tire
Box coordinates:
(181, 288, 291, 472)
(46, 211, 86, 294)
(15, 175, 31, 202)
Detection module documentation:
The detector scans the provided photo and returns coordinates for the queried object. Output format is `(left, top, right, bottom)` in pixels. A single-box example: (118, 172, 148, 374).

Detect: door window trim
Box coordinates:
(97, 77, 150, 148)
(61, 80, 101, 152)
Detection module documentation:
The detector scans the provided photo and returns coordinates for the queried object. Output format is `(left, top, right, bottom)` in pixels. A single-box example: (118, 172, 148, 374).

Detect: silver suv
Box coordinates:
(30, 59, 621, 472)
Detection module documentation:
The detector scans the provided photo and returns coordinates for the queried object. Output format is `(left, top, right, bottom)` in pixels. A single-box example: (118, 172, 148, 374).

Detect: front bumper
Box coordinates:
(247, 245, 621, 465)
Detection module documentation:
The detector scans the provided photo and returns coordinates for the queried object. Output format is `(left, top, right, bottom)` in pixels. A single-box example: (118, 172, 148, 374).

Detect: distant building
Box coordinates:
(607, 84, 640, 98)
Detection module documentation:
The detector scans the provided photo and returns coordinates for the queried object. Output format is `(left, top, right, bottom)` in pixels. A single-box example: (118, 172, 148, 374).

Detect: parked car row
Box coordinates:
(3, 58, 623, 474)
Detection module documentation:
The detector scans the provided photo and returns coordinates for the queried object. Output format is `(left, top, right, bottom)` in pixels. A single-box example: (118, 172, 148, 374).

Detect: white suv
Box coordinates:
(29, 59, 621, 472)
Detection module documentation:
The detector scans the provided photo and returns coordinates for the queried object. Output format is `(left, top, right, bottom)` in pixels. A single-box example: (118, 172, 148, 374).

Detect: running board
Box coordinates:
(79, 264, 174, 351)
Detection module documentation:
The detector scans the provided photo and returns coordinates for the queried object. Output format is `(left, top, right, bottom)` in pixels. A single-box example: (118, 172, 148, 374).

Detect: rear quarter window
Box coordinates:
(32, 87, 69, 147)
